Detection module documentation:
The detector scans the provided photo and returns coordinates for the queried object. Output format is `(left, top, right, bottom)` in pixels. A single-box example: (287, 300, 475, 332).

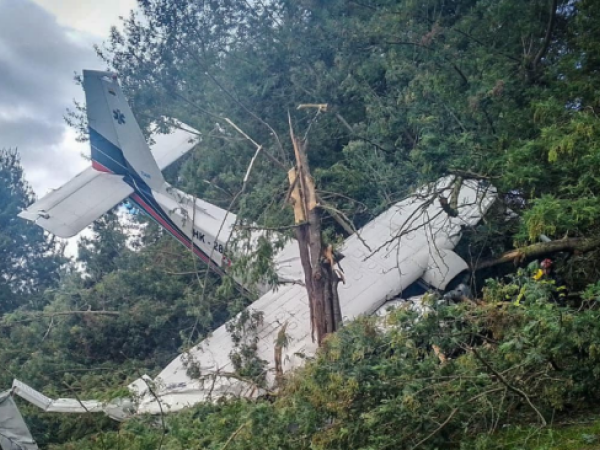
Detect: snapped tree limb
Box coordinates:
(474, 238, 600, 271)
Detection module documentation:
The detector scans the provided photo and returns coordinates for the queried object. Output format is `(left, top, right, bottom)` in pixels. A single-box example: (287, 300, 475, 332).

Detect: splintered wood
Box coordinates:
(288, 119, 342, 345)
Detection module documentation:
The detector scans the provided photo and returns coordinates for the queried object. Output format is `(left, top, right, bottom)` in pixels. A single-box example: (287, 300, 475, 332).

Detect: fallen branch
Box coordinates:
(469, 346, 546, 426)
(220, 420, 250, 450)
(410, 407, 458, 450)
(317, 199, 356, 237)
(474, 238, 600, 271)
(317, 202, 371, 251)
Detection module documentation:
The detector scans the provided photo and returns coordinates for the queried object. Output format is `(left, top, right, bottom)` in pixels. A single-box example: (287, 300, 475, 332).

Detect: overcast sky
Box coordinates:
(0, 0, 137, 256)
(0, 0, 137, 196)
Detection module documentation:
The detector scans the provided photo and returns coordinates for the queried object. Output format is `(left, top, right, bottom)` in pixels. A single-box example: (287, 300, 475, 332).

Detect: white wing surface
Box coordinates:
(131, 177, 497, 414)
(18, 168, 133, 238)
(150, 123, 199, 171)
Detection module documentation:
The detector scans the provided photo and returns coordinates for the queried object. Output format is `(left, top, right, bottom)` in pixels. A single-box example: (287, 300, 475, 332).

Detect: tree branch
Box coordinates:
(474, 238, 600, 270)
(532, 0, 559, 71)
(139, 376, 167, 450)
(410, 407, 458, 450)
(220, 420, 250, 450)
(469, 346, 546, 426)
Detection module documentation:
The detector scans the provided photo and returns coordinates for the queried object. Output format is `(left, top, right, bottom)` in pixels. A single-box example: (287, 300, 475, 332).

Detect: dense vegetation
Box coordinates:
(42, 274, 600, 450)
(3, 0, 600, 448)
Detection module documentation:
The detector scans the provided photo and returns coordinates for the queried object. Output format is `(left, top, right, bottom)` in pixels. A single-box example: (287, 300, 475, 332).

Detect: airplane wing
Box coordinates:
(18, 168, 133, 238)
(150, 123, 200, 171)
(131, 177, 498, 415)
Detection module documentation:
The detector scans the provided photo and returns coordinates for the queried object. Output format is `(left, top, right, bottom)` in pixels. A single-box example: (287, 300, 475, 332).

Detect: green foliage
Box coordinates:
(225, 309, 267, 386)
(45, 275, 600, 450)
(0, 232, 244, 446)
(468, 419, 600, 450)
(77, 211, 128, 285)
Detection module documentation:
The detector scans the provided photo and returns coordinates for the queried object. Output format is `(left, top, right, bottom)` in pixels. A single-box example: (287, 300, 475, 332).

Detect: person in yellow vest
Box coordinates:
(533, 258, 567, 305)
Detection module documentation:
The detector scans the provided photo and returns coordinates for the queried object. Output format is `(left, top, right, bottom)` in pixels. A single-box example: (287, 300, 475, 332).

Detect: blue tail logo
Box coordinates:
(113, 109, 126, 125)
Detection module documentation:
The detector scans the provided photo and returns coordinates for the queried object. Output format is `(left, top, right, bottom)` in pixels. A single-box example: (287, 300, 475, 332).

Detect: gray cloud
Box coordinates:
(0, 117, 63, 149)
(0, 0, 104, 195)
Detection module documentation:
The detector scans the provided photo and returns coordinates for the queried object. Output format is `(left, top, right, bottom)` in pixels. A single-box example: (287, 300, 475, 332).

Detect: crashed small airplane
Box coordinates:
(12, 70, 497, 422)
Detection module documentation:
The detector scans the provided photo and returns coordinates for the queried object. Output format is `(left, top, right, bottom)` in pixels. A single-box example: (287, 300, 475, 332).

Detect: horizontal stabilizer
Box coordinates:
(18, 168, 133, 238)
(150, 123, 199, 171)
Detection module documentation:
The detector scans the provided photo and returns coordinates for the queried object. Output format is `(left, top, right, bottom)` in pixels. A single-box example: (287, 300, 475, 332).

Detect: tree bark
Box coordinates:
(289, 118, 342, 345)
(532, 0, 559, 72)
(473, 238, 600, 271)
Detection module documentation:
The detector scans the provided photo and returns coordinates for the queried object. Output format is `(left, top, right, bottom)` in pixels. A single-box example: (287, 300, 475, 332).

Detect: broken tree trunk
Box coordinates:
(288, 118, 342, 345)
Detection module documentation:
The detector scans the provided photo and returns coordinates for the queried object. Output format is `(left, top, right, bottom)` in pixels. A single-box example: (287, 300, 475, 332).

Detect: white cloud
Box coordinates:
(31, 0, 137, 37)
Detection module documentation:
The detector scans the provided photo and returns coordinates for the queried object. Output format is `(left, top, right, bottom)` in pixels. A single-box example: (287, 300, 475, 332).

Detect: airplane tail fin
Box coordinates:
(83, 70, 166, 192)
